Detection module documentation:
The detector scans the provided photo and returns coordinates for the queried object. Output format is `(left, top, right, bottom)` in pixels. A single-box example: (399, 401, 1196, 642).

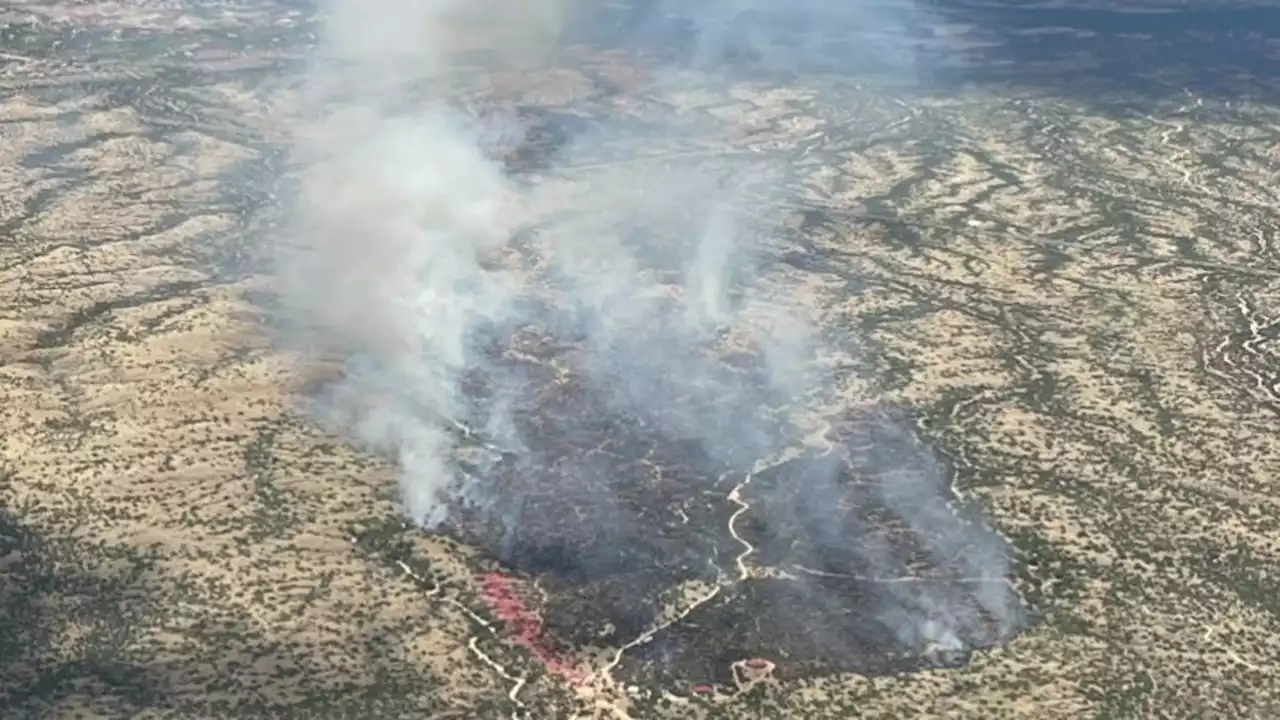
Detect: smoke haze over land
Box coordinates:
(274, 0, 1023, 661)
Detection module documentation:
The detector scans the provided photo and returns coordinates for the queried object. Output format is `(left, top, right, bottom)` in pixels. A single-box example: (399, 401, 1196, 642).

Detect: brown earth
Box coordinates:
(2, 1, 1279, 718)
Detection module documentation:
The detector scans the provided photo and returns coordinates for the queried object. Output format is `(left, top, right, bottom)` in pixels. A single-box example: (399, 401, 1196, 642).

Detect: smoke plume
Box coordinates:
(275, 0, 1022, 661)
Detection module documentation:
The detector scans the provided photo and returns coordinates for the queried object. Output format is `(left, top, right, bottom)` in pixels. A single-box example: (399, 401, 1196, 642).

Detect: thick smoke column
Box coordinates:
(277, 0, 1022, 659)
(281, 0, 801, 524)
(280, 0, 552, 527)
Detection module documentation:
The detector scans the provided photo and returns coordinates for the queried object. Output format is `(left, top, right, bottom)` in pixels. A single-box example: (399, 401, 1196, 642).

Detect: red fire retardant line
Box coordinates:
(479, 572, 589, 686)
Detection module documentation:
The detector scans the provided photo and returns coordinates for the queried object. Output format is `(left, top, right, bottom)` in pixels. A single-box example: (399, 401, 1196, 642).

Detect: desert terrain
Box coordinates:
(1, 1, 1279, 718)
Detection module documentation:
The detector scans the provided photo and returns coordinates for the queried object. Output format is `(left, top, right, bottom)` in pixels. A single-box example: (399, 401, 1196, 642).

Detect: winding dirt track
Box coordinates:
(2, 1, 1280, 718)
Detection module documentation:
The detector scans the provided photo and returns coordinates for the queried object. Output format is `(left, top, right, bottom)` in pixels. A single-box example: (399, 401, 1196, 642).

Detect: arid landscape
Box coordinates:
(2, 1, 1280, 718)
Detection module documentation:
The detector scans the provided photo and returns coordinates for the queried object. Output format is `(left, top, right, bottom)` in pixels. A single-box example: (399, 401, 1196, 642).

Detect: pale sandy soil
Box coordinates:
(1, 1, 1279, 718)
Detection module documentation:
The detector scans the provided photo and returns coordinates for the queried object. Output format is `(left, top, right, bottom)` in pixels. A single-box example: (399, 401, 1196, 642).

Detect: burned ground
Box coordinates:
(438, 329, 1023, 692)
(2, 1, 1280, 718)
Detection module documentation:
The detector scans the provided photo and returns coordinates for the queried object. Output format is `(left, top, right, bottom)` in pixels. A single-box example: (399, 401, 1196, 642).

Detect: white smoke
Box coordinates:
(275, 0, 1022, 653)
